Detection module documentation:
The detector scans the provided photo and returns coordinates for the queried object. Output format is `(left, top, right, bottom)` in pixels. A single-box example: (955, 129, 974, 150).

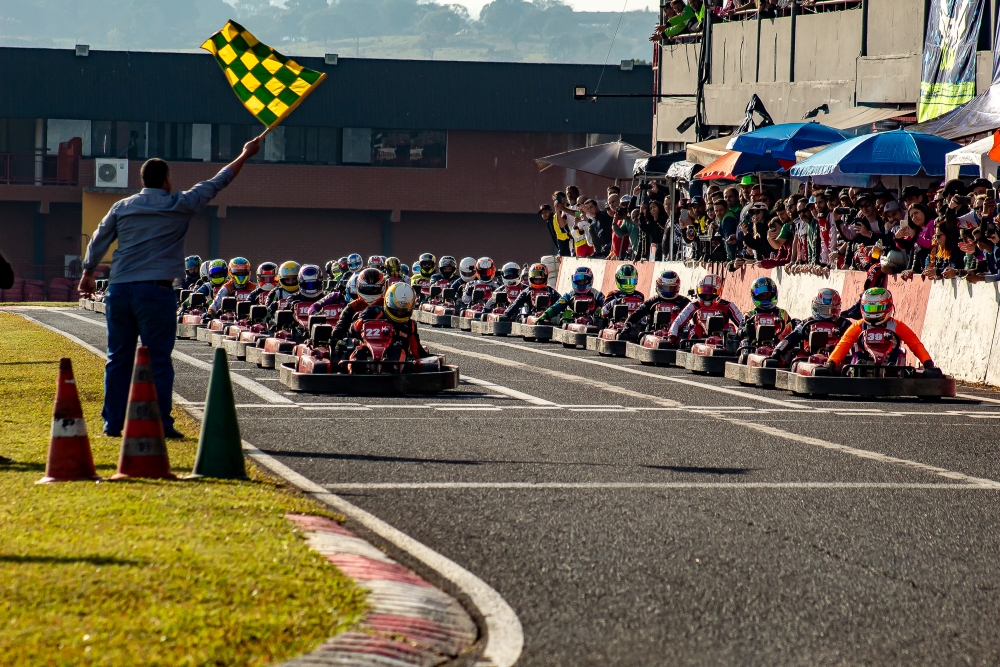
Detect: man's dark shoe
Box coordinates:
(103, 429, 121, 437)
(163, 427, 185, 440)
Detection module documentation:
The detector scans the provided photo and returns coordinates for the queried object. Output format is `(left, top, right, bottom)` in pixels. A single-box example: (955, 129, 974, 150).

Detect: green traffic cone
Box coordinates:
(190, 347, 248, 479)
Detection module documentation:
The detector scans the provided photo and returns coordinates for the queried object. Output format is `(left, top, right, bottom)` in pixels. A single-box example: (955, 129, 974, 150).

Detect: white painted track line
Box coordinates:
(325, 481, 997, 490)
(430, 330, 809, 409)
(461, 374, 558, 406)
(243, 441, 524, 667)
(23, 310, 524, 667)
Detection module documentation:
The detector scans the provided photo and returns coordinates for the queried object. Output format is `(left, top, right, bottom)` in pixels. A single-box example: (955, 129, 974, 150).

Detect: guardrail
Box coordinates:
(0, 152, 80, 186)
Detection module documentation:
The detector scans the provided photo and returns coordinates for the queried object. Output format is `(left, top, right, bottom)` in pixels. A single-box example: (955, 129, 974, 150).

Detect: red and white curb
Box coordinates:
(280, 513, 478, 666)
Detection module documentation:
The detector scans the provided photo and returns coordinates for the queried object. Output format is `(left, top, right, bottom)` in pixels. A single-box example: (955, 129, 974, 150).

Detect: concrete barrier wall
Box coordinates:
(551, 258, 1000, 386)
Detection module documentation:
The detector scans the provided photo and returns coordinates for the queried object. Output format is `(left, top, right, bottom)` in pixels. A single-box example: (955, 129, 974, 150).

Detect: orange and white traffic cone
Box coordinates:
(111, 346, 175, 480)
(37, 358, 101, 484)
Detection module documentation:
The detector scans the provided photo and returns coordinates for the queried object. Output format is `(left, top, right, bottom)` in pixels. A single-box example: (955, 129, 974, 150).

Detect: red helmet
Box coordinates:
(696, 274, 723, 305)
(476, 257, 496, 282)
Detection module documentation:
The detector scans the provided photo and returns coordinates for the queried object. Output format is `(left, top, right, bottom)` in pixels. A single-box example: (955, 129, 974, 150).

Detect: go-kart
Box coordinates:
(451, 285, 493, 331)
(220, 304, 271, 360)
(416, 285, 457, 327)
(775, 326, 956, 399)
(725, 322, 781, 387)
(676, 315, 739, 374)
(517, 294, 554, 342)
(280, 317, 460, 394)
(552, 295, 602, 348)
(246, 309, 299, 369)
(177, 292, 209, 339)
(93, 279, 109, 314)
(625, 308, 682, 365)
(471, 293, 513, 336)
(199, 297, 238, 345)
(587, 296, 643, 356)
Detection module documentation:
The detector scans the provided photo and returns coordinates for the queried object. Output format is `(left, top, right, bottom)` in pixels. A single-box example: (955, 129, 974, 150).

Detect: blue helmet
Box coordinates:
(346, 273, 359, 300)
(298, 264, 324, 298)
(572, 267, 593, 293)
(347, 253, 364, 272)
(185, 255, 201, 272)
(750, 276, 777, 310)
(655, 270, 681, 299)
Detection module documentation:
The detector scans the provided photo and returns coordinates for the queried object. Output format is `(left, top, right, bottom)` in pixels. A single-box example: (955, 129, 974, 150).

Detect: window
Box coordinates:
(343, 128, 447, 168)
(47, 120, 93, 156)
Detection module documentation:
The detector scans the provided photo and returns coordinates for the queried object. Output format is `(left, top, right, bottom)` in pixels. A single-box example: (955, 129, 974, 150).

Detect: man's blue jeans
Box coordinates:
(103, 282, 176, 433)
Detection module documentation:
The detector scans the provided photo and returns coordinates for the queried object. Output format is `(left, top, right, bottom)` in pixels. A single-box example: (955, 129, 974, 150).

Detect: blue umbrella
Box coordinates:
(789, 130, 961, 182)
(727, 122, 849, 162)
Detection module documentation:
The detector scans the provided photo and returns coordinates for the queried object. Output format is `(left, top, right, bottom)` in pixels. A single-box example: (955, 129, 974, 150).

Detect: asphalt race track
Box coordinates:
(27, 307, 1000, 666)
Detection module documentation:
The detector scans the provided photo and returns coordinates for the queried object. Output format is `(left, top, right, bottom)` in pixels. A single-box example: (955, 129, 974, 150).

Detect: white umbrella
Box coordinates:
(945, 136, 1000, 181)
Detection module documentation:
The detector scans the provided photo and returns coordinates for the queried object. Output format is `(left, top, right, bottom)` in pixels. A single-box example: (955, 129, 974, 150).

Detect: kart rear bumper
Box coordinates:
(676, 350, 735, 374)
(471, 320, 511, 336)
(517, 323, 553, 341)
(176, 323, 202, 339)
(586, 336, 626, 356)
(724, 361, 776, 387)
(279, 362, 460, 394)
(80, 299, 94, 311)
(626, 342, 677, 365)
(775, 370, 957, 397)
(552, 328, 592, 348)
(246, 346, 275, 369)
(94, 301, 106, 314)
(451, 315, 473, 330)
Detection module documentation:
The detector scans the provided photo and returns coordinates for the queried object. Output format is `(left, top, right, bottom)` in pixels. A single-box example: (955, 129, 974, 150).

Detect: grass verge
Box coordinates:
(0, 312, 367, 666)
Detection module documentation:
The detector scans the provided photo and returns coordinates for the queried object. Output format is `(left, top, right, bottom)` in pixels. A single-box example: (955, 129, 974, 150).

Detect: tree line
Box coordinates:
(0, 0, 656, 63)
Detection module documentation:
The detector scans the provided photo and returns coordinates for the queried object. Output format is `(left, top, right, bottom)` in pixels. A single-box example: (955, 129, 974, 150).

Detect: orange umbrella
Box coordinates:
(696, 150, 794, 180)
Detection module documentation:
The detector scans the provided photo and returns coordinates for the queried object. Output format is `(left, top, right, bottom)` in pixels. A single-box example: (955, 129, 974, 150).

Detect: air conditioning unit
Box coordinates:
(94, 159, 128, 188)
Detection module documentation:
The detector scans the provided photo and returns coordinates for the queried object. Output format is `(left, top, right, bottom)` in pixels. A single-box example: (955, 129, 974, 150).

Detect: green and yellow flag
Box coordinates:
(201, 20, 326, 128)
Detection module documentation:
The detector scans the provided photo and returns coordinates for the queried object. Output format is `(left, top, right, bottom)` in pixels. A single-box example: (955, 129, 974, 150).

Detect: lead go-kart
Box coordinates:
(279, 317, 459, 394)
(775, 325, 956, 399)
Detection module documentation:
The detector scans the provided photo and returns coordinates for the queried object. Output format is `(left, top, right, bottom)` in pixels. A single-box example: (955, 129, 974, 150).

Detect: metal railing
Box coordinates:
(0, 152, 80, 186)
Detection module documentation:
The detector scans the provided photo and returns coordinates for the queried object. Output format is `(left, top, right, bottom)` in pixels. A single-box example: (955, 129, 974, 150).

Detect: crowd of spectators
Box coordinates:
(649, 0, 855, 44)
(539, 175, 1000, 285)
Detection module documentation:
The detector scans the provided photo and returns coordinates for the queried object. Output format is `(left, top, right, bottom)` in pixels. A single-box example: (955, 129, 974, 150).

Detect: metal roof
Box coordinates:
(0, 47, 653, 134)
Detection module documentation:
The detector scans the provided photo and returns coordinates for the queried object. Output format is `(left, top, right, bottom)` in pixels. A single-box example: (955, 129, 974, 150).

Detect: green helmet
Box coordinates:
(615, 263, 639, 294)
(208, 259, 228, 286)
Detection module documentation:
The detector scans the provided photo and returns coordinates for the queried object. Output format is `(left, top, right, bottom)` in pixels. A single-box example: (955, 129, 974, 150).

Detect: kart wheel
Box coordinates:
(563, 342, 575, 348)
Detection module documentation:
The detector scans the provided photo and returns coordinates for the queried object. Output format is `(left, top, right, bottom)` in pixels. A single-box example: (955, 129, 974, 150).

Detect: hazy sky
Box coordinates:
(455, 0, 655, 19)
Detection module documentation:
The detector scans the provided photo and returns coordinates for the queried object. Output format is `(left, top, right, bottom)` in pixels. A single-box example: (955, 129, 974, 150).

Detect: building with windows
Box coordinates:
(0, 47, 652, 280)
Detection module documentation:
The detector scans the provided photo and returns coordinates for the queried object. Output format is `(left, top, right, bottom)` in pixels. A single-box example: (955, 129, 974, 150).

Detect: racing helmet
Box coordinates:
(278, 261, 300, 293)
(346, 274, 359, 300)
(357, 267, 386, 305)
(324, 260, 336, 278)
(520, 264, 530, 282)
(418, 253, 437, 278)
(185, 255, 201, 273)
(229, 257, 252, 288)
(458, 257, 477, 282)
(655, 270, 681, 299)
(527, 263, 548, 289)
(860, 287, 894, 326)
(399, 263, 412, 280)
(750, 276, 777, 310)
(697, 274, 723, 305)
(476, 257, 496, 282)
(501, 262, 521, 287)
(384, 256, 402, 278)
(572, 266, 593, 294)
(368, 255, 386, 270)
(411, 262, 422, 278)
(208, 259, 228, 286)
(384, 282, 416, 323)
(298, 264, 324, 298)
(615, 264, 638, 294)
(811, 288, 841, 321)
(346, 253, 364, 272)
(880, 249, 908, 274)
(199, 261, 211, 281)
(257, 262, 278, 292)
(337, 257, 349, 274)
(439, 256, 458, 280)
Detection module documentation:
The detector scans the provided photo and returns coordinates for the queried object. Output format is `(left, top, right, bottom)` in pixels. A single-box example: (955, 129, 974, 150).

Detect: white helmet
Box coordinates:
(458, 257, 477, 283)
(500, 262, 520, 287)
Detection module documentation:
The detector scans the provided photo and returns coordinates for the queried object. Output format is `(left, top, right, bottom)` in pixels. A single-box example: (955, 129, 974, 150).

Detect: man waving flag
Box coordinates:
(201, 20, 326, 129)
